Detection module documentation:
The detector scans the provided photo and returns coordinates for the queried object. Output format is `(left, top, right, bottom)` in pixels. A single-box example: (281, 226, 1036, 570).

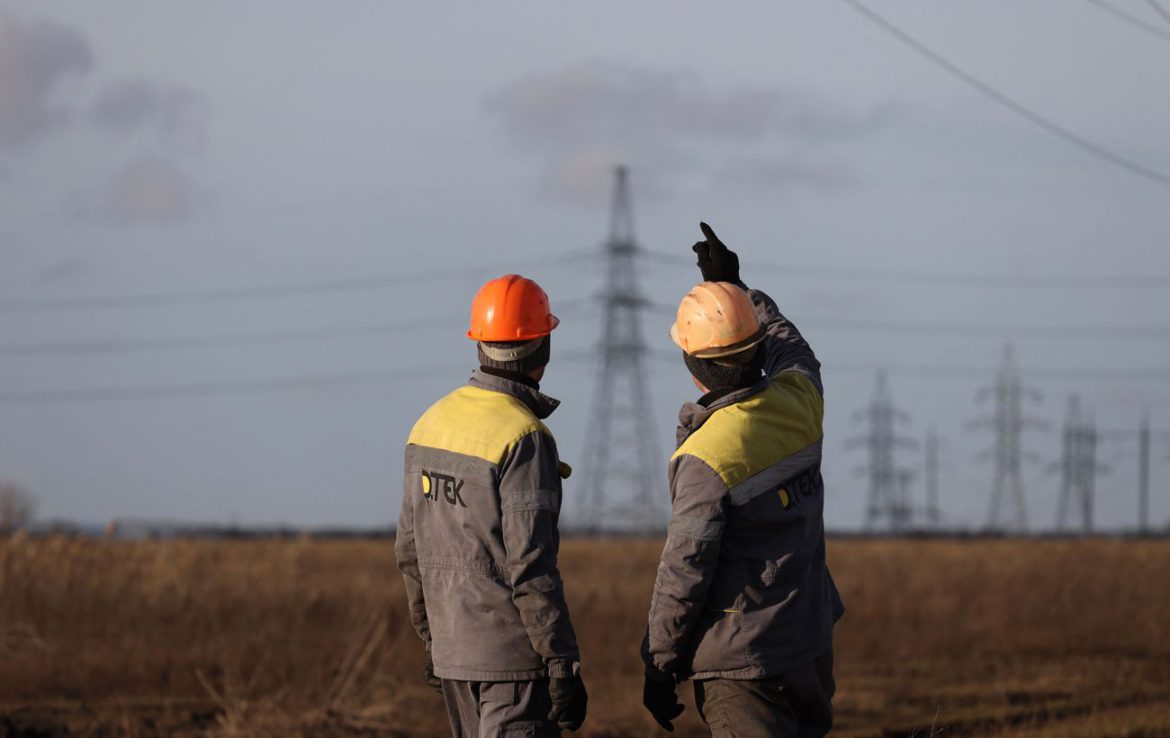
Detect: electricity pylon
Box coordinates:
(970, 344, 1045, 533)
(847, 371, 917, 532)
(1053, 394, 1105, 533)
(925, 427, 941, 528)
(578, 166, 665, 534)
(1099, 410, 1170, 534)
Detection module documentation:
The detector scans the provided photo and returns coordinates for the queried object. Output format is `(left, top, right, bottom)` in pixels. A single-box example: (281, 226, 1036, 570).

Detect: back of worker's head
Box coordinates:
(468, 274, 559, 379)
(477, 334, 551, 377)
(671, 281, 766, 393)
(683, 344, 764, 392)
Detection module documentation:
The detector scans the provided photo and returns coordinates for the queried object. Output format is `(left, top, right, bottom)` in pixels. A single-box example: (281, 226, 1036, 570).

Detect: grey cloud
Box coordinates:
(485, 63, 898, 204)
(487, 63, 888, 146)
(0, 7, 92, 149)
(90, 79, 210, 150)
(65, 154, 196, 227)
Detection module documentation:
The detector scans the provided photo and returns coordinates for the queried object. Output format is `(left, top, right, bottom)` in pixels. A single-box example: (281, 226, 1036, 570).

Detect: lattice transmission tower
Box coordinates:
(924, 427, 942, 528)
(847, 371, 917, 532)
(578, 166, 665, 534)
(1053, 394, 1105, 533)
(970, 344, 1045, 533)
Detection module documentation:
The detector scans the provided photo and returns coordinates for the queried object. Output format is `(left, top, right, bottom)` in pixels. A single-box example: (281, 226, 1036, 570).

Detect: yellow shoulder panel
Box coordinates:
(672, 371, 823, 488)
(408, 385, 551, 464)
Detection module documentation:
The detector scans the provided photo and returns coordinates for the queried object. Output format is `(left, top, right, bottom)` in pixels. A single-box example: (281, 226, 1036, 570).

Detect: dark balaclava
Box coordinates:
(478, 334, 551, 376)
(684, 344, 765, 392)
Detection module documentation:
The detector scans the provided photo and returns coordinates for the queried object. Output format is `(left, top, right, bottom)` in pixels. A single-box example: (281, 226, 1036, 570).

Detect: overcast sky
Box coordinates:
(2, 1, 1169, 532)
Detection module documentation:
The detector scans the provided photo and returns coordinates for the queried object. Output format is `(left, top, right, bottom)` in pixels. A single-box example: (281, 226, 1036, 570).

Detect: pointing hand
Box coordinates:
(692, 222, 742, 286)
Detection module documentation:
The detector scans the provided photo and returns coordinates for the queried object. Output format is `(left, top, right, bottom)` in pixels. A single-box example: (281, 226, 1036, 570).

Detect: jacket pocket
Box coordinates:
(690, 607, 747, 672)
(501, 723, 542, 738)
(480, 681, 519, 706)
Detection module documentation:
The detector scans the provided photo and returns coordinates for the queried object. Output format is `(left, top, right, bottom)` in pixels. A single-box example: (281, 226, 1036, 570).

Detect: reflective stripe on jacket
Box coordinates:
(644, 287, 845, 681)
(395, 370, 580, 682)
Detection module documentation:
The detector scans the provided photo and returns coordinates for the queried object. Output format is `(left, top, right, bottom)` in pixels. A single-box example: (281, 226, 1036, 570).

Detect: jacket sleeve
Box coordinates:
(394, 453, 430, 648)
(747, 286, 823, 394)
(643, 454, 727, 676)
(499, 430, 581, 677)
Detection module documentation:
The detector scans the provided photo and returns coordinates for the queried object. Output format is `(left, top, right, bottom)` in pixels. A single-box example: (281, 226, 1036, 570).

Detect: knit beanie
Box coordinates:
(478, 334, 551, 375)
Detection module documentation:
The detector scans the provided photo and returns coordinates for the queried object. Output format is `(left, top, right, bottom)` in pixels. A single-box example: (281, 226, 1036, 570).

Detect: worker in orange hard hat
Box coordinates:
(396, 274, 587, 738)
(641, 224, 844, 737)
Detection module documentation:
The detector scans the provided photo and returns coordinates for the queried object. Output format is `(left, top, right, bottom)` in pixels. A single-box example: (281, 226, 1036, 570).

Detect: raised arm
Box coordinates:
(748, 287, 822, 392)
(692, 221, 822, 392)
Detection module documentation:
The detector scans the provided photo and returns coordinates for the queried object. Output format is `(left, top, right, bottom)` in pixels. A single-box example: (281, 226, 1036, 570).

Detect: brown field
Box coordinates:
(1, 536, 1169, 737)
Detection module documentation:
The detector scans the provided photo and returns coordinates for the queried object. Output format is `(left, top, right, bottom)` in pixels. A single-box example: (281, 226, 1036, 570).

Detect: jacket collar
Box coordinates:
(468, 369, 560, 420)
(676, 377, 771, 443)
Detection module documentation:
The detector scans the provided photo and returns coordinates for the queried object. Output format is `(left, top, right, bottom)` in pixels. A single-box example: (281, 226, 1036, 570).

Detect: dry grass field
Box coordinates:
(2, 536, 1169, 737)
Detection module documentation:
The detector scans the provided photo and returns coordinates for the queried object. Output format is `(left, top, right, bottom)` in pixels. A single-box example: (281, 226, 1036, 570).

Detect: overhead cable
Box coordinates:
(0, 318, 461, 357)
(638, 248, 1170, 290)
(837, 0, 1170, 189)
(829, 362, 1170, 382)
(0, 251, 592, 315)
(803, 317, 1170, 340)
(1082, 0, 1170, 43)
(5, 356, 1170, 404)
(0, 365, 453, 404)
(1148, 0, 1170, 27)
(5, 306, 1170, 359)
(642, 349, 1170, 382)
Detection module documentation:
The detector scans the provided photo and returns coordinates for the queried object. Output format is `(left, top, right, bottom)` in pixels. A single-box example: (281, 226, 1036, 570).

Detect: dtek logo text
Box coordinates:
(421, 470, 467, 508)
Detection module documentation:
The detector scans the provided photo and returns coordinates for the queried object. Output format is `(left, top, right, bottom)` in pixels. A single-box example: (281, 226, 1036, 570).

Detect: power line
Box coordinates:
(837, 0, 1170, 190)
(0, 253, 590, 315)
(0, 318, 463, 357)
(1082, 0, 1170, 44)
(9, 353, 1170, 405)
(1148, 0, 1170, 28)
(828, 361, 1170, 382)
(756, 265, 1170, 290)
(646, 350, 1170, 383)
(0, 293, 603, 358)
(805, 317, 1170, 340)
(0, 271, 460, 314)
(9, 312, 1163, 359)
(0, 365, 452, 404)
(638, 248, 1170, 290)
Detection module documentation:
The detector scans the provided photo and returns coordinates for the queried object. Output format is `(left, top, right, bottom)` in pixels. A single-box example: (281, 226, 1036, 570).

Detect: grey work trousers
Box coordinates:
(694, 648, 835, 738)
(441, 679, 560, 738)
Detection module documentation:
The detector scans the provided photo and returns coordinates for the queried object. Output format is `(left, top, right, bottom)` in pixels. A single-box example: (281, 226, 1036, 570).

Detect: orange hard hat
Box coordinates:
(467, 274, 560, 342)
(670, 281, 765, 359)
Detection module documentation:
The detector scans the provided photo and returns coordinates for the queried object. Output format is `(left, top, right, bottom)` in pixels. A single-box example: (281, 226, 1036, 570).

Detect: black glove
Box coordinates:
(692, 221, 743, 286)
(548, 675, 588, 731)
(643, 669, 684, 732)
(423, 652, 442, 694)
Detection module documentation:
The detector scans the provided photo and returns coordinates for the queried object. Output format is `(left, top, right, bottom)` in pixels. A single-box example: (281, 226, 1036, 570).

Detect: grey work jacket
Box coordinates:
(644, 287, 845, 681)
(395, 370, 580, 681)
